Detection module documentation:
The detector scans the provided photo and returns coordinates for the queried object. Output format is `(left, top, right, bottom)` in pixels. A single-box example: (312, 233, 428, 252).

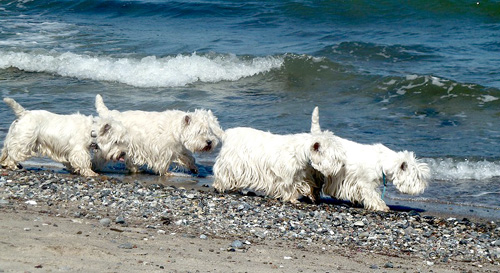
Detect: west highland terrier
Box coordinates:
(95, 94, 223, 175)
(311, 107, 430, 211)
(213, 124, 345, 203)
(1, 98, 128, 176)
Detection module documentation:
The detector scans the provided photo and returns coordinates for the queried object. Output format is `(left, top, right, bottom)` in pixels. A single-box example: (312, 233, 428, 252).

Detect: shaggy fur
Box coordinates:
(95, 94, 223, 175)
(311, 107, 430, 211)
(213, 126, 345, 203)
(0, 98, 128, 176)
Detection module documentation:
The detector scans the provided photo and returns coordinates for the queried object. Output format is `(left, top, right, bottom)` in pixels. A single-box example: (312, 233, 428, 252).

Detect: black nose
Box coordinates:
(206, 140, 212, 145)
(119, 152, 126, 158)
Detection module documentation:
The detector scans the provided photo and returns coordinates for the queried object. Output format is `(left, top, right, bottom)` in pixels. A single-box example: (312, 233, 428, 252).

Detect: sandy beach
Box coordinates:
(0, 169, 499, 273)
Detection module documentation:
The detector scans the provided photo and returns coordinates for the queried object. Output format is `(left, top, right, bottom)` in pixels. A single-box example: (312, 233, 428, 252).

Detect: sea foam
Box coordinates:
(425, 157, 500, 181)
(0, 51, 284, 87)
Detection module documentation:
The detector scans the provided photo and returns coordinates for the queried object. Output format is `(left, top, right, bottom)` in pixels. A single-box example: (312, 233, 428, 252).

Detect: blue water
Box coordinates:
(1, 0, 499, 218)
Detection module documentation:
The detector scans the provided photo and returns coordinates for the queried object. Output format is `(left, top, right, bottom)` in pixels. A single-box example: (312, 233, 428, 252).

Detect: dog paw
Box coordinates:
(80, 170, 98, 177)
(189, 166, 199, 175)
(376, 205, 390, 212)
(1, 163, 21, 170)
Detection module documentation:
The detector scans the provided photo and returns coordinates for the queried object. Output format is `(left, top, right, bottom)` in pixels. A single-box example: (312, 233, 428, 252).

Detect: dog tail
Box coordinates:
(311, 106, 322, 134)
(3, 98, 26, 117)
(95, 94, 110, 115)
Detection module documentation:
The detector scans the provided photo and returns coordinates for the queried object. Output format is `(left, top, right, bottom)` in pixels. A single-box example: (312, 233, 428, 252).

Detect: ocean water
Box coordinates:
(1, 0, 499, 219)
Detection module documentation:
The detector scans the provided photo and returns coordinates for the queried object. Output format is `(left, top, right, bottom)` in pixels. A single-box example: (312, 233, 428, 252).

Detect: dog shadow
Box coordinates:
(299, 195, 425, 213)
(88, 161, 213, 178)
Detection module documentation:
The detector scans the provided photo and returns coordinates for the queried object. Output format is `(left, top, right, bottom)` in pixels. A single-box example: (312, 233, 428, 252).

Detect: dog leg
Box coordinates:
(0, 148, 18, 170)
(307, 184, 322, 204)
(125, 160, 142, 174)
(0, 126, 37, 170)
(0, 155, 22, 170)
(0, 145, 32, 170)
(360, 184, 390, 212)
(68, 149, 98, 177)
(175, 149, 198, 174)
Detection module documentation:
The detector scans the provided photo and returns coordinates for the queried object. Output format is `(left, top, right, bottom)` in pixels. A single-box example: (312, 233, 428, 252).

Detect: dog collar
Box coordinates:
(90, 130, 99, 150)
(381, 171, 387, 200)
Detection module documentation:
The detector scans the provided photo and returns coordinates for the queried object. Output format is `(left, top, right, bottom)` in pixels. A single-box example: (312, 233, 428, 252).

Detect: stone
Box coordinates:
(231, 240, 243, 249)
(353, 221, 365, 227)
(99, 218, 111, 227)
(118, 243, 134, 249)
(115, 216, 126, 224)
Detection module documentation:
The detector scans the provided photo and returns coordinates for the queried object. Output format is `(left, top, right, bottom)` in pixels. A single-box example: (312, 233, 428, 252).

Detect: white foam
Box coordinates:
(430, 76, 445, 87)
(478, 94, 499, 103)
(383, 79, 397, 85)
(405, 74, 419, 80)
(0, 51, 284, 87)
(0, 19, 79, 49)
(425, 157, 500, 181)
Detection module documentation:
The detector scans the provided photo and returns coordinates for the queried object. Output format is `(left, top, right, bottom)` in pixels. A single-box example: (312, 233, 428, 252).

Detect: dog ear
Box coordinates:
(400, 162, 408, 171)
(311, 106, 322, 134)
(100, 123, 111, 136)
(184, 115, 191, 126)
(312, 142, 320, 152)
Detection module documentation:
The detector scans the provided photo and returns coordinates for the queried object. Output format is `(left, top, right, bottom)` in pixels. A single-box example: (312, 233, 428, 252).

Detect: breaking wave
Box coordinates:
(0, 51, 284, 87)
(425, 157, 500, 181)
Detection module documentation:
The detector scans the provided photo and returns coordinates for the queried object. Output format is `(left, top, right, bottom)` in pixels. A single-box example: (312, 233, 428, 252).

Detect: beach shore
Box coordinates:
(0, 169, 499, 272)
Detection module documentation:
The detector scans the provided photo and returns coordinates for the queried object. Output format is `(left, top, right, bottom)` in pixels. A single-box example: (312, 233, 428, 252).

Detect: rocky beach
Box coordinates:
(0, 169, 499, 272)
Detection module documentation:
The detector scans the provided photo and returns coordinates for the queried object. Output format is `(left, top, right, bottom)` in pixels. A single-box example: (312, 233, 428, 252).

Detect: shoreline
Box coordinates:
(19, 162, 500, 223)
(117, 169, 500, 224)
(0, 169, 499, 272)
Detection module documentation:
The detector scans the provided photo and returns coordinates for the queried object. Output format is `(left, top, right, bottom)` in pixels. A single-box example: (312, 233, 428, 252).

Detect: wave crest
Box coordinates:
(0, 51, 284, 87)
(425, 157, 500, 181)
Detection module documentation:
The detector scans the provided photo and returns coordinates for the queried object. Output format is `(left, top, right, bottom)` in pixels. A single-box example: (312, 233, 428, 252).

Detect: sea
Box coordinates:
(1, 0, 499, 220)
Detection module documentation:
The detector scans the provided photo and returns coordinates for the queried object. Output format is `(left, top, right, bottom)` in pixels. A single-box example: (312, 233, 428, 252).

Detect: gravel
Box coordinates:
(1, 169, 499, 267)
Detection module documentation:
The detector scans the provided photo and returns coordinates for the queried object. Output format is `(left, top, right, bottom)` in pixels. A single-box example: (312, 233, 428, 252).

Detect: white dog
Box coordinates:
(0, 98, 128, 176)
(95, 94, 223, 176)
(311, 107, 430, 211)
(213, 125, 345, 203)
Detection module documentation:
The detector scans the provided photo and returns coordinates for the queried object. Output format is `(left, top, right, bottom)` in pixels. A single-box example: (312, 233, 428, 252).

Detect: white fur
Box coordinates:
(311, 107, 430, 211)
(0, 98, 128, 176)
(213, 126, 345, 203)
(95, 94, 223, 175)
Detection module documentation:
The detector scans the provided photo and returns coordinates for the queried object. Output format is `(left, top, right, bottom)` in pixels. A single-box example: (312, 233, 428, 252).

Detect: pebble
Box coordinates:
(359, 232, 369, 238)
(231, 240, 243, 249)
(115, 216, 126, 224)
(384, 262, 394, 268)
(99, 218, 111, 227)
(118, 243, 134, 249)
(353, 221, 364, 227)
(0, 169, 499, 265)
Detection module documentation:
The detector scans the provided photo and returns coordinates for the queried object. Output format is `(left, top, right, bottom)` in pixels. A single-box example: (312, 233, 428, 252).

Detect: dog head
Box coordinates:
(92, 117, 129, 163)
(180, 109, 223, 153)
(309, 131, 346, 177)
(385, 151, 430, 195)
